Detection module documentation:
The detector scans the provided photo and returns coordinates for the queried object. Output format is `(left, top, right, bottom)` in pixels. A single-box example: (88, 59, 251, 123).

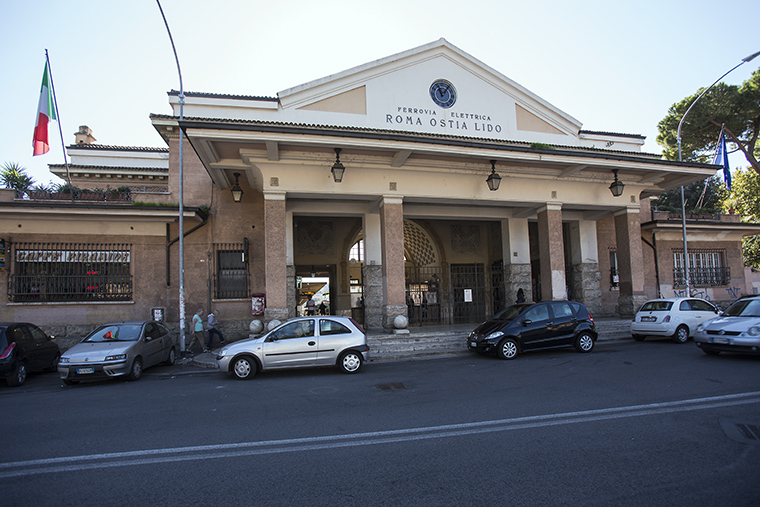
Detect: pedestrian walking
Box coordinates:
(206, 309, 225, 351)
(306, 295, 316, 316)
(186, 308, 205, 354)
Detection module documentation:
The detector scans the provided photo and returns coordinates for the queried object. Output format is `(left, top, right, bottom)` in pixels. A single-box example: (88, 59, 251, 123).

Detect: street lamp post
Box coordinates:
(156, 0, 187, 352)
(675, 49, 760, 297)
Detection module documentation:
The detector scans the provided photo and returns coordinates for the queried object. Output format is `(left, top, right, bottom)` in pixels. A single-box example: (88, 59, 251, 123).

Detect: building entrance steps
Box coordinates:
(189, 318, 634, 368)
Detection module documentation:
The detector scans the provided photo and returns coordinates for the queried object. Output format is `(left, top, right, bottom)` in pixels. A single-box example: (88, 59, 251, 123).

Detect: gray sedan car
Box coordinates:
(694, 295, 760, 356)
(216, 316, 369, 379)
(58, 321, 177, 385)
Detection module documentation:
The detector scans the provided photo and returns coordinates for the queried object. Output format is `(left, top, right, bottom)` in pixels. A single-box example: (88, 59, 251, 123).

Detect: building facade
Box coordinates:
(2, 40, 757, 346)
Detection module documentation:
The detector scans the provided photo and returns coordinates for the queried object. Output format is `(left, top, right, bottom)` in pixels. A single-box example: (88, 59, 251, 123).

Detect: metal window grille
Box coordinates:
(8, 242, 132, 302)
(213, 243, 249, 299)
(673, 249, 730, 287)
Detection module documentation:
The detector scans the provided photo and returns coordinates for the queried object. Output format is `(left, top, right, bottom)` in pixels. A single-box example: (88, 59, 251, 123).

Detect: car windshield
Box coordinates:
(723, 298, 760, 318)
(640, 301, 673, 312)
(84, 324, 142, 343)
(491, 305, 530, 321)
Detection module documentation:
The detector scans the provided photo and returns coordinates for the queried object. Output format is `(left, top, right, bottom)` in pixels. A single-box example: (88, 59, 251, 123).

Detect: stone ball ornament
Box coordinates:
(393, 315, 409, 329)
(249, 320, 263, 334)
(267, 319, 282, 331)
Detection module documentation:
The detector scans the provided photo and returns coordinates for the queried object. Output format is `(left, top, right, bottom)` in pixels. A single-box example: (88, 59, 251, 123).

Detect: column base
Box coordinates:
(617, 295, 648, 318)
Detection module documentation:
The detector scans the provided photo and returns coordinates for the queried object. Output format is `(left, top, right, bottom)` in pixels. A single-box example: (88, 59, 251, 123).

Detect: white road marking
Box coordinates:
(2, 391, 758, 479)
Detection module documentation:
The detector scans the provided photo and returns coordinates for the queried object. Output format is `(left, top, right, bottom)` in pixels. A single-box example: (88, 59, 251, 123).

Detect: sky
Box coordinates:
(1, 0, 758, 186)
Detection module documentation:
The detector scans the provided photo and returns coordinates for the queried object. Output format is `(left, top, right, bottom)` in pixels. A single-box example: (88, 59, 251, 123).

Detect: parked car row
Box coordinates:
(631, 295, 760, 356)
(3, 295, 757, 388)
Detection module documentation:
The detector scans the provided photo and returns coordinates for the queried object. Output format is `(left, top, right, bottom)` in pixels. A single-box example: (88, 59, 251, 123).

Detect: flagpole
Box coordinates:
(45, 49, 73, 193)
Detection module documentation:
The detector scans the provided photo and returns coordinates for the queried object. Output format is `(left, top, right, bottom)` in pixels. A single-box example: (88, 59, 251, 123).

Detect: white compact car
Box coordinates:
(216, 316, 369, 379)
(631, 298, 718, 343)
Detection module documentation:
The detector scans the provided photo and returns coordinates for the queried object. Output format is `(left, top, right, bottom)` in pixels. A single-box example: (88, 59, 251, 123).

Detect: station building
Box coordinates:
(2, 39, 758, 343)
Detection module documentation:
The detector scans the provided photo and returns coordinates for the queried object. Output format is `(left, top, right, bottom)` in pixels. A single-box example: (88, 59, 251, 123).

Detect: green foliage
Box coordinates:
(722, 168, 760, 268)
(529, 142, 555, 150)
(651, 174, 727, 214)
(1, 162, 34, 192)
(657, 68, 760, 174)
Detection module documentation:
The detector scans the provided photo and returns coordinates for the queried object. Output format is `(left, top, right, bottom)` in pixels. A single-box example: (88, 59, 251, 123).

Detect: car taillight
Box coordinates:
(0, 342, 16, 360)
(588, 312, 594, 324)
(663, 315, 671, 322)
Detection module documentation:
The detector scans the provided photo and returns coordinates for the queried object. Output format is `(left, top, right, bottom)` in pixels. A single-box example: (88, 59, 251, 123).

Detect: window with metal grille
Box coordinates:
(673, 249, 730, 287)
(213, 243, 249, 299)
(8, 242, 132, 302)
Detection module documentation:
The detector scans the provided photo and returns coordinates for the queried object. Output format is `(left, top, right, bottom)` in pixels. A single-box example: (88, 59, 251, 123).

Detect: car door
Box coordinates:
(688, 299, 719, 330)
(548, 301, 577, 345)
(26, 324, 59, 370)
(316, 318, 353, 366)
(141, 323, 164, 367)
(518, 303, 553, 350)
(261, 320, 317, 369)
(12, 325, 39, 369)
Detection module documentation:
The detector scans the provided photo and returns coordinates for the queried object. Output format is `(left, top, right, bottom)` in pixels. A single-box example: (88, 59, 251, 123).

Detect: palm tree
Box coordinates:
(1, 162, 34, 192)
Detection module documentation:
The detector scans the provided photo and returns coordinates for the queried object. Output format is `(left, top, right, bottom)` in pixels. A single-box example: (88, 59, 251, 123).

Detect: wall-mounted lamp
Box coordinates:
(486, 160, 501, 191)
(331, 148, 345, 182)
(609, 169, 625, 197)
(231, 172, 244, 203)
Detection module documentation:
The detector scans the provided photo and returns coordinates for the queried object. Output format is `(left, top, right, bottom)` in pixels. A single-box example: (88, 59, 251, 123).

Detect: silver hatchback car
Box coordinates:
(58, 321, 177, 385)
(216, 316, 369, 379)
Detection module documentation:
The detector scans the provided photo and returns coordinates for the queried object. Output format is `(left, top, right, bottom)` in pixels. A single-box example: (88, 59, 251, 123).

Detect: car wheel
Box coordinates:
(497, 338, 518, 360)
(127, 357, 143, 381)
(703, 349, 721, 356)
(672, 325, 689, 344)
(575, 332, 595, 352)
(632, 334, 645, 342)
(6, 362, 27, 387)
(338, 351, 363, 373)
(231, 356, 257, 380)
(63, 379, 80, 386)
(164, 347, 176, 366)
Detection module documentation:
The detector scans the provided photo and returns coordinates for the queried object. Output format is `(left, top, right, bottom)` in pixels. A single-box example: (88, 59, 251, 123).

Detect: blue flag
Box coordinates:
(713, 133, 731, 190)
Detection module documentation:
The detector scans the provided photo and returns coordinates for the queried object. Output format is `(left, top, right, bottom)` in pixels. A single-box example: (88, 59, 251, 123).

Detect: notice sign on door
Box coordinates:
(463, 289, 473, 303)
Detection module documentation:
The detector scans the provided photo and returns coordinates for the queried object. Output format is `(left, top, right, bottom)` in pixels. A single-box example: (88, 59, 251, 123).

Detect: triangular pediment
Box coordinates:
(276, 38, 582, 144)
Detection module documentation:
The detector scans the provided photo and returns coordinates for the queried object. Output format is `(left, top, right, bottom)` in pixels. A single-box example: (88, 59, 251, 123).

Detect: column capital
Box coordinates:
(613, 205, 640, 217)
(379, 195, 403, 207)
(537, 202, 562, 214)
(263, 190, 286, 201)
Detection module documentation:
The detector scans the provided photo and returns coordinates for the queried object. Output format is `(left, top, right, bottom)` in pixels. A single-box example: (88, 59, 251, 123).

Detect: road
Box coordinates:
(2, 339, 759, 506)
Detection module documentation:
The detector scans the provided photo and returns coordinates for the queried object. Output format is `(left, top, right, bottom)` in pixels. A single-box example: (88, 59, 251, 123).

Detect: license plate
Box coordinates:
(712, 337, 730, 345)
(470, 342, 477, 347)
(76, 368, 94, 374)
(641, 316, 656, 322)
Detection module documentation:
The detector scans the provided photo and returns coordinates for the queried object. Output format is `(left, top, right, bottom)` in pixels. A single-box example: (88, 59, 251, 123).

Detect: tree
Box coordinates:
(657, 68, 760, 175)
(722, 168, 760, 268)
(651, 174, 726, 214)
(1, 162, 34, 192)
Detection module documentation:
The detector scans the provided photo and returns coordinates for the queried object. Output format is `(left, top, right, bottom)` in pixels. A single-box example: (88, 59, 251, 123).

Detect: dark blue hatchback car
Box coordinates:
(467, 300, 597, 359)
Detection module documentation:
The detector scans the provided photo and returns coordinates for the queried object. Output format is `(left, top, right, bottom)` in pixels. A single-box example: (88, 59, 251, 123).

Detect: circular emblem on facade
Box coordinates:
(429, 79, 457, 108)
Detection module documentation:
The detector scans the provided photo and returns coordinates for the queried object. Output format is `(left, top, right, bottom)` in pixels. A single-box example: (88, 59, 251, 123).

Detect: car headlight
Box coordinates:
(747, 326, 760, 337)
(486, 330, 504, 341)
(59, 357, 69, 364)
(217, 348, 228, 358)
(105, 354, 127, 361)
(696, 323, 705, 333)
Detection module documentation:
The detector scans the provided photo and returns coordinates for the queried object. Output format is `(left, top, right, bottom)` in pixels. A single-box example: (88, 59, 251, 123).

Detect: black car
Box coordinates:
(0, 323, 61, 387)
(467, 300, 597, 359)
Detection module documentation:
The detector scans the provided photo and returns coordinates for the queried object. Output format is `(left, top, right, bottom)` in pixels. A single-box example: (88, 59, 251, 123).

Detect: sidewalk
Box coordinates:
(187, 318, 632, 369)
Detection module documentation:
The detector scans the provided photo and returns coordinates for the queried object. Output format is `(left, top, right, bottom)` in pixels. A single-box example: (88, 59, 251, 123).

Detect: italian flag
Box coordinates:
(32, 62, 56, 156)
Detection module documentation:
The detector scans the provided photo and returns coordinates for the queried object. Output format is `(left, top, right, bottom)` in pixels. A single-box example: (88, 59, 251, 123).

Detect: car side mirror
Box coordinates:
(522, 319, 531, 326)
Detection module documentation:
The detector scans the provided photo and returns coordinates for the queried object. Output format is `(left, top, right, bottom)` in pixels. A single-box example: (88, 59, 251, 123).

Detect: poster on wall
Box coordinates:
(252, 294, 266, 316)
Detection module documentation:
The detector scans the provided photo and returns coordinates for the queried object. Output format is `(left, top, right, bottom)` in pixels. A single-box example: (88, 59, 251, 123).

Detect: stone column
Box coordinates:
(379, 196, 406, 329)
(614, 207, 647, 317)
(502, 218, 532, 304)
(263, 191, 289, 322)
(363, 210, 383, 330)
(537, 203, 566, 301)
(567, 220, 602, 314)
